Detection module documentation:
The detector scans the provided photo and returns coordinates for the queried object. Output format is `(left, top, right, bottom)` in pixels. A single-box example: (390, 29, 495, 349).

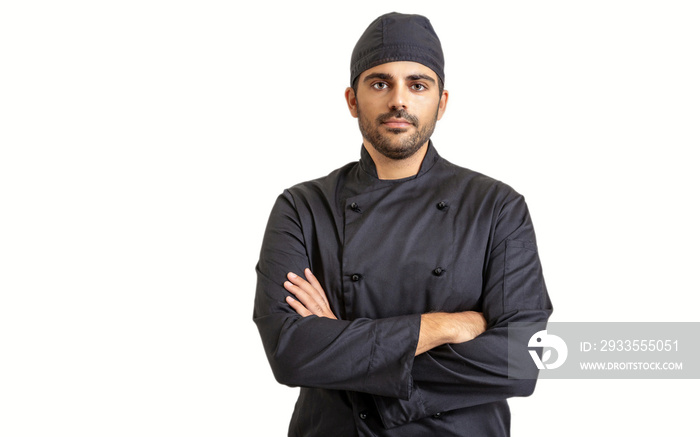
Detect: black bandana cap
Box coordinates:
(350, 12, 445, 87)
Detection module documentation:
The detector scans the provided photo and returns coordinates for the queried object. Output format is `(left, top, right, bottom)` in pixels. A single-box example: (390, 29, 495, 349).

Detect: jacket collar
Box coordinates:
(358, 141, 440, 182)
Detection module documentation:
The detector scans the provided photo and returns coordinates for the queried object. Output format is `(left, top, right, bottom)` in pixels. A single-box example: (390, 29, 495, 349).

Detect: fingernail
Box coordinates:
(288, 272, 297, 279)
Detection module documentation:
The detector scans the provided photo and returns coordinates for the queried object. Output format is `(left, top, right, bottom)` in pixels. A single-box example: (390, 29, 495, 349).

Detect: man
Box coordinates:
(254, 12, 552, 436)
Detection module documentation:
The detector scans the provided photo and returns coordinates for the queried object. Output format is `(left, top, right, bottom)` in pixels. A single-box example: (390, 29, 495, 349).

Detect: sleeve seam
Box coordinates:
(365, 322, 379, 388)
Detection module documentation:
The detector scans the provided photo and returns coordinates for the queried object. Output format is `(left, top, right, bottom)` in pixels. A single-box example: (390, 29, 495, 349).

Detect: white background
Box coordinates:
(1, 1, 698, 435)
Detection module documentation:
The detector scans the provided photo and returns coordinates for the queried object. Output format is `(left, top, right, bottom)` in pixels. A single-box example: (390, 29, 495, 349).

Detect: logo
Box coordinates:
(528, 330, 568, 370)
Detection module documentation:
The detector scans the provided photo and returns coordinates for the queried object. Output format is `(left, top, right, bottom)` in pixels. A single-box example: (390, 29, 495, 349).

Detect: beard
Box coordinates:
(357, 105, 439, 161)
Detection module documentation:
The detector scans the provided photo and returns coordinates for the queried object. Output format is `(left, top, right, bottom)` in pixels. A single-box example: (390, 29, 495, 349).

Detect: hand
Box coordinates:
(284, 268, 337, 319)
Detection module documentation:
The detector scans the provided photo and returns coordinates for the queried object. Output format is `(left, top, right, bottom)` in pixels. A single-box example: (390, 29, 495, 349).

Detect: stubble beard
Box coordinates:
(357, 105, 439, 161)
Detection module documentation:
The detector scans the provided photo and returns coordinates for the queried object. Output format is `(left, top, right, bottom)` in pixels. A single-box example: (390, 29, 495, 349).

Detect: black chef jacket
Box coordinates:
(254, 143, 553, 436)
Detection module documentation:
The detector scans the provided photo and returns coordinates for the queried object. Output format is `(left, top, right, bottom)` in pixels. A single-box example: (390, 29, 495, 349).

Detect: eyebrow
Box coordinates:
(363, 72, 436, 84)
(407, 74, 436, 84)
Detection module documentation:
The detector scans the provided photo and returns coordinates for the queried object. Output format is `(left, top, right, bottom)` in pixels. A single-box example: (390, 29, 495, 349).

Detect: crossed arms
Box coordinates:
(284, 268, 487, 356)
(253, 188, 552, 427)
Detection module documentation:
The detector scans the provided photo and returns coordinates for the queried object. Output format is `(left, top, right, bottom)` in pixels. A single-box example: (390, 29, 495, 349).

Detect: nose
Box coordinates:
(387, 85, 408, 110)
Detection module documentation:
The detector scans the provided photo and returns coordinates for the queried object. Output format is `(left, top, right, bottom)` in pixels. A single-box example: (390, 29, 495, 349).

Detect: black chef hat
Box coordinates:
(350, 12, 445, 87)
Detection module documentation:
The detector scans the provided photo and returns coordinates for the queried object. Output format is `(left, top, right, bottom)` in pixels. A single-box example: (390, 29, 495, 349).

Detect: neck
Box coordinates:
(364, 141, 429, 180)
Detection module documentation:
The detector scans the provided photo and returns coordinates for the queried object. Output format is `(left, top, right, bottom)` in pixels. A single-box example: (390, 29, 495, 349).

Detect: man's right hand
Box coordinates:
(284, 269, 338, 320)
(415, 311, 487, 356)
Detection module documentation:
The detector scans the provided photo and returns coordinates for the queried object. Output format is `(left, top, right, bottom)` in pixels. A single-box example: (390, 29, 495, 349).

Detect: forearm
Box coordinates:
(256, 265, 422, 398)
(415, 311, 487, 356)
(256, 312, 421, 398)
(375, 307, 552, 428)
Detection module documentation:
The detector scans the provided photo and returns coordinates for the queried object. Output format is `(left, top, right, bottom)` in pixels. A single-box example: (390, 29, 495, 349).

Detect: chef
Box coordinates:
(254, 12, 553, 436)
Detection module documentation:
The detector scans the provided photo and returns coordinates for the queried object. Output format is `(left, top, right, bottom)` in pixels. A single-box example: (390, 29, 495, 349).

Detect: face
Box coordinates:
(346, 61, 448, 161)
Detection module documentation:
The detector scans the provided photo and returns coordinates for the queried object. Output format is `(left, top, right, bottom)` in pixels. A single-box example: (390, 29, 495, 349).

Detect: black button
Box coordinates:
(359, 412, 368, 420)
(433, 412, 442, 418)
(433, 267, 445, 276)
(436, 201, 448, 210)
(351, 274, 361, 282)
(350, 202, 361, 212)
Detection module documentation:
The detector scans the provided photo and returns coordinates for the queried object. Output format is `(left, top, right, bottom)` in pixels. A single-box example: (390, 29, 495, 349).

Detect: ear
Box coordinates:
(436, 89, 449, 121)
(345, 87, 359, 118)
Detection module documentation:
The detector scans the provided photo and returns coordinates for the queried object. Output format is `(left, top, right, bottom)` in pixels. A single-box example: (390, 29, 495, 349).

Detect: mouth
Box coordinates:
(381, 119, 414, 129)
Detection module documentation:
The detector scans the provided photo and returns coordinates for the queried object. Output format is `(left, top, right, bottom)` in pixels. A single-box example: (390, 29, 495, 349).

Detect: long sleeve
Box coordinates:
(372, 194, 553, 428)
(253, 146, 552, 435)
(253, 190, 422, 399)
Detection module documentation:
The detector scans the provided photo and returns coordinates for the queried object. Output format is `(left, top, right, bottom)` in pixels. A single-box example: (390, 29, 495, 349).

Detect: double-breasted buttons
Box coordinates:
(432, 202, 448, 277)
(433, 412, 443, 419)
(359, 411, 368, 420)
(350, 202, 362, 213)
(351, 274, 361, 282)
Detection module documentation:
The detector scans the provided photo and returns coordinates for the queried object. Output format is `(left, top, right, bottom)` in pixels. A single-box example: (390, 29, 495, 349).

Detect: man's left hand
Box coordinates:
(284, 268, 337, 319)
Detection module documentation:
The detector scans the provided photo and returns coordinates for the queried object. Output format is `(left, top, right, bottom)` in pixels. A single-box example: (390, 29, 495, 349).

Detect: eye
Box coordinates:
(372, 82, 388, 90)
(411, 83, 427, 91)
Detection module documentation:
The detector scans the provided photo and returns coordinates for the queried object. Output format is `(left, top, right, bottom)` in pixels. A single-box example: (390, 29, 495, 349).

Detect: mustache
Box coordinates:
(376, 109, 419, 125)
